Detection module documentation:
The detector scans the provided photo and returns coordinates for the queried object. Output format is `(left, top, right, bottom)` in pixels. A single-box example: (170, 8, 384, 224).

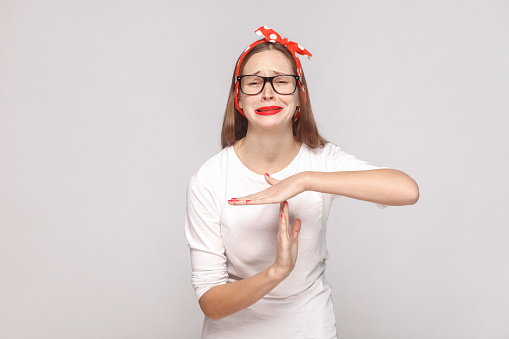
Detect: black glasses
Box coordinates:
(237, 75, 300, 95)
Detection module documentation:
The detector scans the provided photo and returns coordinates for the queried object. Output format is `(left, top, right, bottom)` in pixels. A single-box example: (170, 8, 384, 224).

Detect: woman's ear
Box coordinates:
(238, 95, 243, 109)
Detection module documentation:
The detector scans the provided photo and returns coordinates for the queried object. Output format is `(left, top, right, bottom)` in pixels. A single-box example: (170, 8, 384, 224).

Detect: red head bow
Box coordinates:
(234, 26, 312, 121)
(254, 26, 312, 64)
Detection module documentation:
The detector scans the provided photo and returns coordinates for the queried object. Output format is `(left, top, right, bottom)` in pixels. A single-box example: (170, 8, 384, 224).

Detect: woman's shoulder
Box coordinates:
(188, 146, 233, 189)
(300, 142, 380, 171)
(197, 146, 232, 171)
(302, 142, 341, 158)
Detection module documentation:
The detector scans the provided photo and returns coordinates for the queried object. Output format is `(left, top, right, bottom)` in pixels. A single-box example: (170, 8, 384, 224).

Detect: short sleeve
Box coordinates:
(322, 143, 388, 208)
(322, 143, 383, 172)
(184, 172, 228, 300)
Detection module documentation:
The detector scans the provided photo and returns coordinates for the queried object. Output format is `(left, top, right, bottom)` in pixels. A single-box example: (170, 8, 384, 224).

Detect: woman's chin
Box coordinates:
(250, 116, 293, 130)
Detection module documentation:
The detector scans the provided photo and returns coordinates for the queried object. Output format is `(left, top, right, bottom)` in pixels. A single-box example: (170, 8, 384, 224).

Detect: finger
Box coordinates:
(264, 173, 281, 186)
(292, 218, 301, 242)
(280, 201, 289, 219)
(228, 188, 274, 205)
(228, 195, 273, 205)
(282, 201, 291, 237)
(279, 201, 284, 227)
(282, 200, 289, 218)
(228, 192, 266, 204)
(228, 197, 253, 205)
(279, 203, 288, 237)
(291, 218, 301, 260)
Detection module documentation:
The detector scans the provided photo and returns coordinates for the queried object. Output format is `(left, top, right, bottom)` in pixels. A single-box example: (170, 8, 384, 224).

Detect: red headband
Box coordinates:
(234, 26, 312, 121)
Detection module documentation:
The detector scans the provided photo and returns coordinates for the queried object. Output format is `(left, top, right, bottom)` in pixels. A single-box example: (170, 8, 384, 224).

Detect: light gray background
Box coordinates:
(1, 1, 508, 338)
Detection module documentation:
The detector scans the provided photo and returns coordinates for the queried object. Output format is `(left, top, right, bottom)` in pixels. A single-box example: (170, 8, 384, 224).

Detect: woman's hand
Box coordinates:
(228, 173, 307, 205)
(269, 201, 301, 280)
(198, 200, 301, 320)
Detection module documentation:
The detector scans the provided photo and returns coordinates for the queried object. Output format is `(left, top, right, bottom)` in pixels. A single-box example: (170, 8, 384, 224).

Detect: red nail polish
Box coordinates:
(228, 200, 233, 203)
(246, 200, 251, 203)
(231, 198, 238, 200)
(281, 213, 283, 218)
(265, 173, 270, 177)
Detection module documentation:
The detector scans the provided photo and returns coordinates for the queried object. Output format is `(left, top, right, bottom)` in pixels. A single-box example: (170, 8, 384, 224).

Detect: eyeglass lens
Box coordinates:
(240, 75, 297, 95)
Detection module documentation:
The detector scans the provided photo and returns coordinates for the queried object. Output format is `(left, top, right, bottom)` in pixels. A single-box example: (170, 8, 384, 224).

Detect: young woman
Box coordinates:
(185, 26, 419, 339)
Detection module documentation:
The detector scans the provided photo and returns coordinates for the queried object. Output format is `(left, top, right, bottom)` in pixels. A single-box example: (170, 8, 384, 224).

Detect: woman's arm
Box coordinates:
(229, 169, 419, 206)
(199, 201, 301, 321)
(304, 169, 419, 206)
(200, 265, 282, 321)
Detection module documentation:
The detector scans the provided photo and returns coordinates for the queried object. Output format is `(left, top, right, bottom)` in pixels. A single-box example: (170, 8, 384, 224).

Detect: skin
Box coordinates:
(236, 50, 302, 175)
(199, 50, 419, 321)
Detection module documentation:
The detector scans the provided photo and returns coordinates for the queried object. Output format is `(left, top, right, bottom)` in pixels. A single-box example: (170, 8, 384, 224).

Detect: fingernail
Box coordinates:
(265, 173, 270, 177)
(231, 198, 238, 200)
(281, 213, 283, 218)
(228, 200, 233, 203)
(246, 200, 251, 203)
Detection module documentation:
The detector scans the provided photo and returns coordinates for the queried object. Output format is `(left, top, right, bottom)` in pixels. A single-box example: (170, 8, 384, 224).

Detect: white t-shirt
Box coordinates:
(185, 143, 382, 339)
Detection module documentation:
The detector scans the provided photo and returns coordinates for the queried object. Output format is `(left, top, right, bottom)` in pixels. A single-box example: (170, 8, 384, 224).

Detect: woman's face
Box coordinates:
(238, 50, 299, 130)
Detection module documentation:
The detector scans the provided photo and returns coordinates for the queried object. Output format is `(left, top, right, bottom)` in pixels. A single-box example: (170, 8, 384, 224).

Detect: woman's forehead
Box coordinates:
(242, 50, 294, 75)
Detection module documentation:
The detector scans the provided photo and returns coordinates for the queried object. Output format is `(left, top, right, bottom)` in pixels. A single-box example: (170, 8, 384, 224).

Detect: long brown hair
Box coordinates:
(220, 42, 326, 149)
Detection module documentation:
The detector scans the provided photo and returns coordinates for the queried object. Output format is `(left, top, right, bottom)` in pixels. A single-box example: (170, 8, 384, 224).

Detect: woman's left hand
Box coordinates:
(228, 173, 307, 205)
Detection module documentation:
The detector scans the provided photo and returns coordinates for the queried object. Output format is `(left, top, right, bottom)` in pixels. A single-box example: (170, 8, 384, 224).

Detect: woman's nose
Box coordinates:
(261, 80, 276, 100)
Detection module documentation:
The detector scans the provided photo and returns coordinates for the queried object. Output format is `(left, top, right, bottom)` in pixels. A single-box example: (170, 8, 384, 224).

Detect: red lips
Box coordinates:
(255, 106, 283, 115)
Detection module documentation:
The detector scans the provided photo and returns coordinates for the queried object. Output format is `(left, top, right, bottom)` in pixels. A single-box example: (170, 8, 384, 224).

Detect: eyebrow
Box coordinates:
(250, 69, 286, 76)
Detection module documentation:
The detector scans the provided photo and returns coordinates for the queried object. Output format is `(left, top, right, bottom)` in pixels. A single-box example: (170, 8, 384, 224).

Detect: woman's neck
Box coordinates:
(236, 127, 301, 175)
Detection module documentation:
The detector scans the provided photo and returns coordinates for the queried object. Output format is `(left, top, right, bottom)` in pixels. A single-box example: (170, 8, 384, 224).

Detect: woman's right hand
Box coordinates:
(198, 201, 301, 320)
(270, 201, 301, 280)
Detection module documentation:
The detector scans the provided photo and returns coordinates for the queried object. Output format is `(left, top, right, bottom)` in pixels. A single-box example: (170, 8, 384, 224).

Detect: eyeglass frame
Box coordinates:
(236, 74, 301, 96)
